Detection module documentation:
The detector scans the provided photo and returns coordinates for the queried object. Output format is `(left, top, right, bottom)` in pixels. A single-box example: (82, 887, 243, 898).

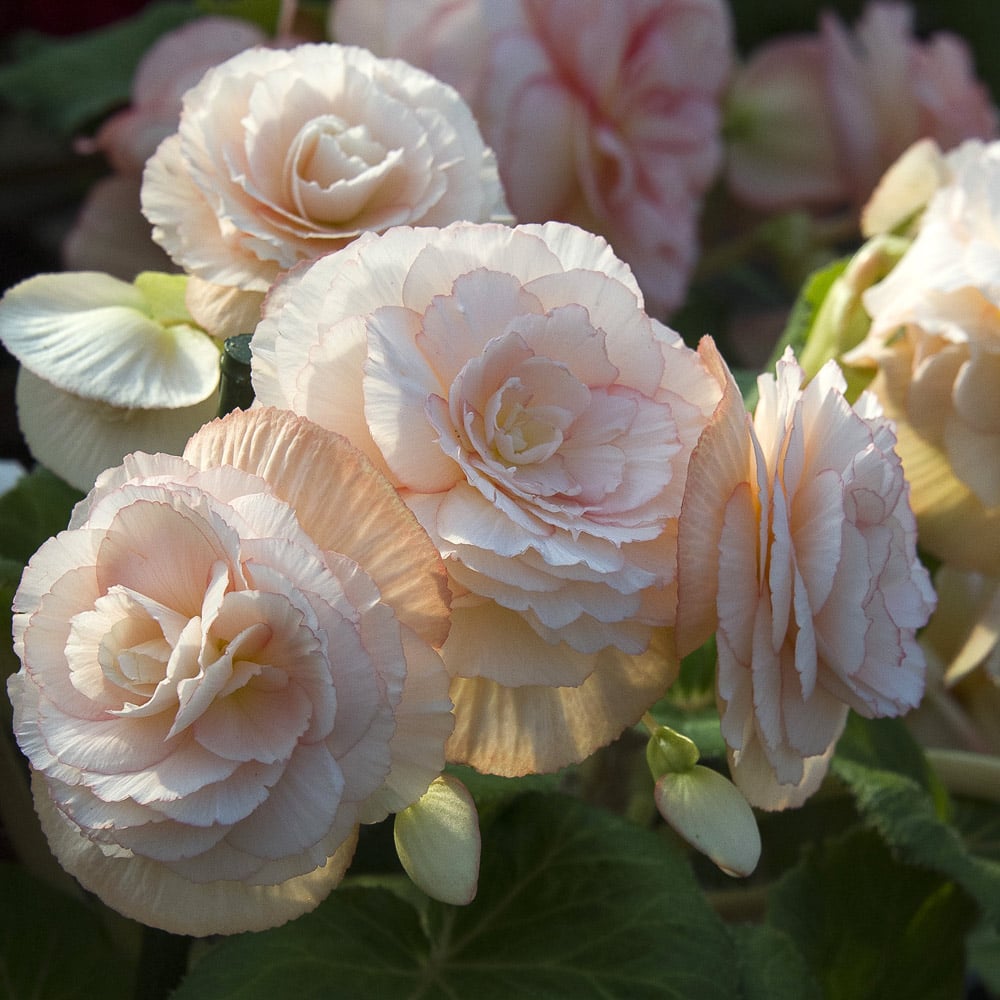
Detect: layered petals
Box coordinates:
(848, 139, 1000, 573)
(334, 0, 733, 314)
(252, 221, 720, 774)
(677, 340, 934, 809)
(141, 43, 510, 293)
(7, 407, 453, 934)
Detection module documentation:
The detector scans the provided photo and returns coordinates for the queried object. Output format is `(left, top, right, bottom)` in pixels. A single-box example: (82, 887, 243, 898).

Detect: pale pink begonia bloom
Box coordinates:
(62, 177, 178, 279)
(726, 1, 997, 212)
(333, 0, 733, 315)
(7, 406, 454, 935)
(847, 139, 1000, 574)
(141, 43, 510, 295)
(252, 220, 721, 776)
(64, 17, 270, 280)
(676, 340, 934, 810)
(80, 16, 269, 175)
(0, 270, 221, 491)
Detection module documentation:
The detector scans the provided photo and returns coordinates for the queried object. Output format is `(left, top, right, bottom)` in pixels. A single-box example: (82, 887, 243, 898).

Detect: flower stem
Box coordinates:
(926, 748, 1000, 804)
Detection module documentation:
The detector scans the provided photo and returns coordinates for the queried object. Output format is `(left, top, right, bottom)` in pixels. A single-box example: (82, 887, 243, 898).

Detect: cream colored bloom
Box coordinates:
(677, 341, 934, 809)
(847, 139, 1000, 573)
(0, 271, 220, 490)
(8, 407, 454, 935)
(908, 566, 1000, 756)
(252, 221, 721, 775)
(141, 43, 510, 294)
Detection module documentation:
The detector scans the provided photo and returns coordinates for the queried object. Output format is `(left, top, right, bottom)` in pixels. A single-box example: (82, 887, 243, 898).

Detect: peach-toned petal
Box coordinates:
(8, 408, 455, 935)
(33, 773, 358, 937)
(446, 627, 676, 776)
(184, 407, 451, 649)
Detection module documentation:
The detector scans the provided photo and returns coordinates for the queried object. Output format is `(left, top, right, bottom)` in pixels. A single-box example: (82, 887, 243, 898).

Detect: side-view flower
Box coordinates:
(676, 341, 935, 809)
(7, 407, 455, 935)
(251, 219, 722, 776)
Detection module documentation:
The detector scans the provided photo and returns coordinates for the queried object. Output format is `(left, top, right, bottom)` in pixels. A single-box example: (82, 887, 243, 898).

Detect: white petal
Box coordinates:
(0, 271, 220, 407)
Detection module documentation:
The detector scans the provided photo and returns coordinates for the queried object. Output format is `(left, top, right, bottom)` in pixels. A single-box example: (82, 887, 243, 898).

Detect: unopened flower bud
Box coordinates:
(394, 775, 481, 906)
(654, 766, 762, 877)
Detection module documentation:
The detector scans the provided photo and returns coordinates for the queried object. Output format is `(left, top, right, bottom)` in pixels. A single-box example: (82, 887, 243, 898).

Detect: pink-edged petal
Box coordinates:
(33, 772, 358, 936)
(676, 338, 754, 656)
(183, 407, 452, 648)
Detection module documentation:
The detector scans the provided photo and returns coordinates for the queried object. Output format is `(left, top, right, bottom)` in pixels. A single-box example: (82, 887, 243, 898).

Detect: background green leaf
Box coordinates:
(0, 3, 200, 136)
(174, 793, 739, 1000)
(832, 717, 1000, 927)
(730, 923, 822, 1000)
(0, 863, 135, 999)
(768, 828, 976, 1000)
(0, 466, 83, 565)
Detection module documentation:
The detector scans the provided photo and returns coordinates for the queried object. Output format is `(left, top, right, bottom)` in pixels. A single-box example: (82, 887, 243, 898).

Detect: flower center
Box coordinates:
(488, 379, 567, 466)
(284, 114, 403, 223)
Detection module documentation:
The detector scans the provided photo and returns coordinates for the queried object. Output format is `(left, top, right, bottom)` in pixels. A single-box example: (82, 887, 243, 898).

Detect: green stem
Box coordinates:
(926, 748, 1000, 804)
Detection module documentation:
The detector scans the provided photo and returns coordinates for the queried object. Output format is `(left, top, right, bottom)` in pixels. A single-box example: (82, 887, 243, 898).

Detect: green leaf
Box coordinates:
(443, 764, 566, 808)
(0, 2, 200, 135)
(0, 466, 84, 565)
(831, 718, 1000, 927)
(174, 793, 739, 1000)
(768, 828, 977, 1000)
(968, 920, 1000, 994)
(194, 0, 283, 32)
(742, 256, 849, 412)
(0, 863, 135, 999)
(730, 924, 822, 1000)
(834, 714, 940, 796)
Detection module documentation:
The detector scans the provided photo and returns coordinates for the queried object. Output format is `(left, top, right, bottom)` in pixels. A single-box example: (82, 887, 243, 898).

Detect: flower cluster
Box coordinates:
(1, 2, 966, 940)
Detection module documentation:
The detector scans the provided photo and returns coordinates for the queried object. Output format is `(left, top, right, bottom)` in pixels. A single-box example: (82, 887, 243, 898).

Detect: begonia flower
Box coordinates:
(676, 341, 934, 810)
(725, 2, 996, 213)
(141, 42, 510, 296)
(64, 17, 271, 280)
(0, 271, 220, 490)
(7, 406, 455, 935)
(251, 220, 721, 776)
(846, 139, 1000, 574)
(333, 0, 733, 315)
